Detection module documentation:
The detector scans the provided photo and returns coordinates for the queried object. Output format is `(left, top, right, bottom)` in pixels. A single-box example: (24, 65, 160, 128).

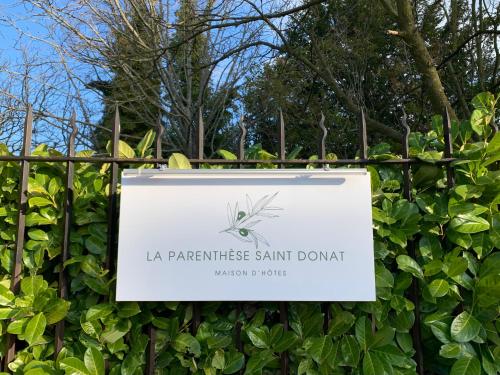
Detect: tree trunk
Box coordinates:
(395, 0, 457, 118)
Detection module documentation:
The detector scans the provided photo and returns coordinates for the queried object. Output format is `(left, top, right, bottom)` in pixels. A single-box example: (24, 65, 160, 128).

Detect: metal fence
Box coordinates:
(0, 105, 462, 374)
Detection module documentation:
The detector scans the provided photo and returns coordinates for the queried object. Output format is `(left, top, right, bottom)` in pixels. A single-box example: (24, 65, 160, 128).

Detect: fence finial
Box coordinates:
(442, 107, 455, 188)
(198, 107, 204, 160)
(112, 105, 121, 157)
(443, 107, 453, 157)
(318, 112, 327, 160)
(156, 112, 164, 160)
(69, 111, 78, 157)
(23, 104, 33, 157)
(401, 109, 410, 160)
(279, 109, 285, 163)
(359, 108, 368, 160)
(238, 115, 247, 160)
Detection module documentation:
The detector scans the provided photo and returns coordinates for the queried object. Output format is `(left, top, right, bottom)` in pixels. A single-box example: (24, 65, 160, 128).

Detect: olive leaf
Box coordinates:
(220, 192, 282, 248)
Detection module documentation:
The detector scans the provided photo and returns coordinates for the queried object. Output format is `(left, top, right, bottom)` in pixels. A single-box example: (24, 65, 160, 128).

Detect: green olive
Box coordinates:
(237, 211, 246, 220)
(239, 228, 249, 236)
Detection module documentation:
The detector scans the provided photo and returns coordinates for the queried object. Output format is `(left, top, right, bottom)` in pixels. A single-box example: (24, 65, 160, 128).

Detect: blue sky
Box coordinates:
(0, 0, 289, 151)
(0, 1, 103, 150)
(1, 2, 49, 65)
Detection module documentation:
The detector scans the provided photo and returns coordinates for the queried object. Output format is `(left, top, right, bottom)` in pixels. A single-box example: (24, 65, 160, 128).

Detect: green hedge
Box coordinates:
(0, 92, 499, 375)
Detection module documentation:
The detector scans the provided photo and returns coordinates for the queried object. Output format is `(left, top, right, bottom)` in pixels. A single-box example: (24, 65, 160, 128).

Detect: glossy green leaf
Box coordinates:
(428, 279, 449, 298)
(340, 335, 360, 367)
(28, 197, 53, 208)
(450, 356, 481, 375)
(20, 276, 47, 297)
(396, 255, 424, 279)
(471, 91, 495, 109)
(217, 149, 237, 160)
(439, 343, 462, 358)
(117, 302, 141, 318)
(27, 229, 49, 241)
(101, 319, 131, 344)
(449, 214, 490, 233)
(84, 346, 104, 375)
(490, 213, 500, 245)
(85, 236, 105, 255)
(328, 310, 355, 336)
(375, 263, 394, 288)
(273, 331, 298, 352)
(136, 129, 155, 157)
(168, 153, 192, 169)
(0, 284, 15, 306)
(471, 106, 493, 135)
(0, 308, 17, 320)
(355, 316, 372, 351)
(173, 333, 201, 357)
(45, 300, 70, 324)
(486, 131, 500, 154)
(450, 311, 481, 343)
(48, 177, 60, 196)
(106, 140, 135, 158)
(305, 336, 333, 365)
(244, 350, 274, 374)
(24, 312, 46, 345)
(363, 351, 384, 375)
(223, 351, 245, 374)
(82, 276, 108, 295)
(453, 185, 483, 200)
(60, 357, 89, 375)
(7, 318, 28, 334)
(417, 150, 443, 163)
(444, 257, 469, 277)
(371, 345, 409, 367)
(246, 326, 269, 349)
(448, 200, 488, 218)
(448, 230, 472, 249)
(212, 350, 225, 369)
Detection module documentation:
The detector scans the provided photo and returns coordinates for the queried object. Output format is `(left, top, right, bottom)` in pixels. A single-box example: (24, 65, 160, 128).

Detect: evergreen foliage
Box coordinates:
(0, 93, 498, 373)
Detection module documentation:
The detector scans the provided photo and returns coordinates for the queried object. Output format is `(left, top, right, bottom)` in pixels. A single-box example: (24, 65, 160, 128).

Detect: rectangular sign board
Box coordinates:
(116, 169, 375, 301)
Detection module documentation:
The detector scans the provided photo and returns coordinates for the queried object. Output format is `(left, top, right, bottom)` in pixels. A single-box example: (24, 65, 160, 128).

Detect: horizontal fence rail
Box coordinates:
(0, 155, 460, 164)
(0, 104, 475, 374)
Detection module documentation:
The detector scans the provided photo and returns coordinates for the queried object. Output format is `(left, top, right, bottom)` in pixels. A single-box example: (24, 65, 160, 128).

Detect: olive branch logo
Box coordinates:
(220, 192, 282, 248)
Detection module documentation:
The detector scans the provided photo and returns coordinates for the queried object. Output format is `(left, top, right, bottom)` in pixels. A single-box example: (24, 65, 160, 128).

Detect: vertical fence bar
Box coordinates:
(318, 113, 331, 333)
(443, 108, 455, 188)
(401, 114, 424, 375)
(3, 105, 33, 370)
(55, 111, 78, 355)
(236, 115, 246, 374)
(279, 301, 289, 374)
(105, 107, 120, 274)
(235, 303, 244, 375)
(191, 108, 204, 334)
(144, 116, 164, 375)
(10, 105, 32, 292)
(277, 109, 289, 374)
(358, 109, 376, 333)
(145, 324, 156, 375)
(442, 108, 463, 315)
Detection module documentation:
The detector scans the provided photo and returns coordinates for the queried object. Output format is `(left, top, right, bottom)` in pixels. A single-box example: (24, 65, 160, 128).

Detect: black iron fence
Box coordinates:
(0, 105, 462, 374)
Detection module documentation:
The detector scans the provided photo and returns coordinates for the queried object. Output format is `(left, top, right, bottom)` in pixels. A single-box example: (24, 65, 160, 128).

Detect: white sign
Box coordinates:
(116, 169, 375, 301)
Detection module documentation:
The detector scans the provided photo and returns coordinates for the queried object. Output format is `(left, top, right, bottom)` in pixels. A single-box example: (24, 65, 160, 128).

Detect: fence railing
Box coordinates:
(0, 104, 464, 375)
